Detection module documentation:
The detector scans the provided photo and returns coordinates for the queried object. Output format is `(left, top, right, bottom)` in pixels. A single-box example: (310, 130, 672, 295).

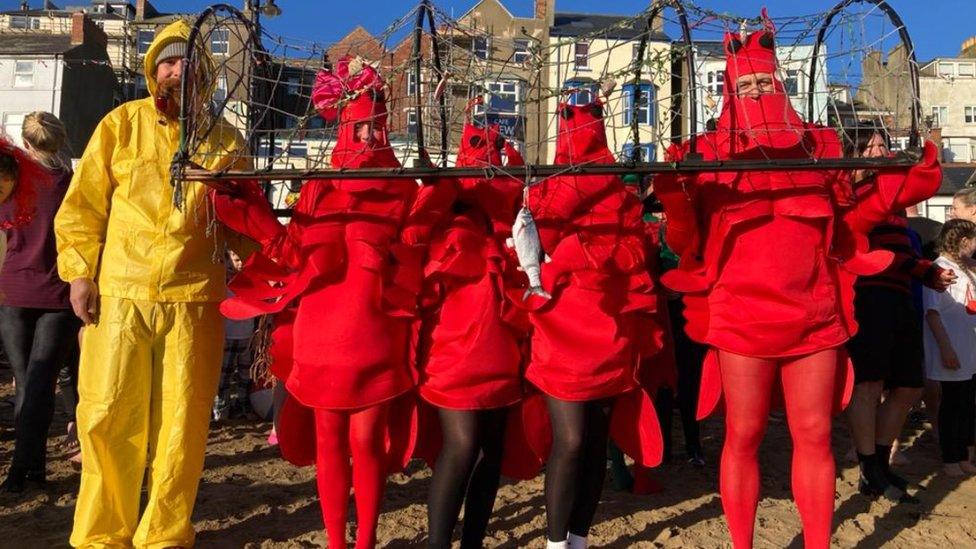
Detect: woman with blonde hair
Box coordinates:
(0, 111, 81, 493)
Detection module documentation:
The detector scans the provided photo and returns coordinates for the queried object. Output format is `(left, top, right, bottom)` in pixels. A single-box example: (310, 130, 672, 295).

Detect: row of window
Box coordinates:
(471, 39, 657, 71)
(937, 62, 976, 79)
(135, 28, 229, 56)
(930, 105, 976, 126)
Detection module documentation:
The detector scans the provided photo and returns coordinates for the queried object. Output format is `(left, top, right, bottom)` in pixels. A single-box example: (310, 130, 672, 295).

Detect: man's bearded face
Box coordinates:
(154, 57, 183, 120)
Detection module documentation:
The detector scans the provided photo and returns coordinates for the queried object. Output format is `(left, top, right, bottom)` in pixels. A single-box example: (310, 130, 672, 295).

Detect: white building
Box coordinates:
(545, 13, 673, 163)
(0, 12, 115, 153)
(919, 57, 976, 163)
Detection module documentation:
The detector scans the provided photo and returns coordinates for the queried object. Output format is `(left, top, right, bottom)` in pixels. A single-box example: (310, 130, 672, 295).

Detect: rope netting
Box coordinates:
(172, 0, 927, 212)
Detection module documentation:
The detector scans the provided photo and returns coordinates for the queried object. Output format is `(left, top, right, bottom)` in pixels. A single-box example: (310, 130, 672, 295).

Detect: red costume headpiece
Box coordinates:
(715, 9, 805, 154)
(0, 135, 47, 230)
(311, 56, 395, 168)
(553, 99, 616, 165)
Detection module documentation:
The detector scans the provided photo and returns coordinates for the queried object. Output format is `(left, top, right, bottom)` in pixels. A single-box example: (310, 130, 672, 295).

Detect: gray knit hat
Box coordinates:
(155, 40, 186, 67)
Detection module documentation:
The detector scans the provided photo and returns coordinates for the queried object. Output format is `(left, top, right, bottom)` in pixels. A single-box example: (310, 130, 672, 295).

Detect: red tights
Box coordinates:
(718, 349, 837, 549)
(314, 403, 390, 549)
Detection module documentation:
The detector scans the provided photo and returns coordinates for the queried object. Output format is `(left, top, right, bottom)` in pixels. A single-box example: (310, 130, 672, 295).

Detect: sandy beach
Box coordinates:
(2, 368, 975, 548)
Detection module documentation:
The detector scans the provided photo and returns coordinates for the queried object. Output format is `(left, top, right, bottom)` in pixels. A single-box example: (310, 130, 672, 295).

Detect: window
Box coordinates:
(137, 29, 154, 56)
(632, 43, 642, 62)
(1, 113, 26, 147)
(214, 74, 228, 102)
(966, 106, 976, 124)
(706, 70, 724, 96)
(472, 37, 489, 60)
(623, 83, 654, 126)
(938, 62, 955, 78)
(9, 16, 40, 30)
(286, 76, 300, 96)
(484, 81, 519, 115)
(784, 69, 799, 96)
(563, 79, 596, 105)
(621, 143, 655, 163)
(13, 61, 34, 88)
(959, 63, 975, 77)
(513, 39, 530, 65)
(574, 42, 589, 70)
(135, 74, 148, 98)
(931, 106, 948, 127)
(211, 28, 229, 56)
(406, 72, 417, 97)
(406, 108, 418, 131)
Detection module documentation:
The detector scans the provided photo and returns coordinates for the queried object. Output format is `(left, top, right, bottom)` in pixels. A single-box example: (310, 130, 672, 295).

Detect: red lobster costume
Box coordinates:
(653, 13, 941, 549)
(522, 99, 666, 545)
(417, 122, 528, 411)
(214, 57, 435, 549)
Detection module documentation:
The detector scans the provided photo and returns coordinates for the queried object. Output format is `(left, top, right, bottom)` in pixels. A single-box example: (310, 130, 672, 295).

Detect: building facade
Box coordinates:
(546, 13, 672, 163)
(0, 11, 115, 154)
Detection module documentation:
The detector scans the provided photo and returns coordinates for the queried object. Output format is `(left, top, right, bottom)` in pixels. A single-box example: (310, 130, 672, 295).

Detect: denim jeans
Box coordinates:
(0, 306, 81, 476)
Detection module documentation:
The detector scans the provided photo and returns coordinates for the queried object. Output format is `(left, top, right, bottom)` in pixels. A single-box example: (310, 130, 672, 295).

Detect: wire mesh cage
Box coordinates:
(171, 0, 929, 212)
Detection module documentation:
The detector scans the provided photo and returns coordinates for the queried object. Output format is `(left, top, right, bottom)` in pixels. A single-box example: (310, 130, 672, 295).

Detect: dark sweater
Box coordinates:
(0, 168, 71, 309)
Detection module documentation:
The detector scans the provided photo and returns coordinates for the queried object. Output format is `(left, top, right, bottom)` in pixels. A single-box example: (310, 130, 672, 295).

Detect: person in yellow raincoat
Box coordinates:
(54, 20, 247, 548)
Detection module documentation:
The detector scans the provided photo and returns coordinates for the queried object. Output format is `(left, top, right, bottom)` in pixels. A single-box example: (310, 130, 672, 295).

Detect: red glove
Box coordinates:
(211, 180, 284, 246)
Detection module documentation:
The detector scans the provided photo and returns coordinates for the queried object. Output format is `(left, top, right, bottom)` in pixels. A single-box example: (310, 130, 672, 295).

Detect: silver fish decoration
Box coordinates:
(508, 205, 551, 301)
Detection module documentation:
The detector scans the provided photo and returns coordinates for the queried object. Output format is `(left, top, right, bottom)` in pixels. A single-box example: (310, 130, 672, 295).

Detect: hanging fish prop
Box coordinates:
(508, 203, 551, 301)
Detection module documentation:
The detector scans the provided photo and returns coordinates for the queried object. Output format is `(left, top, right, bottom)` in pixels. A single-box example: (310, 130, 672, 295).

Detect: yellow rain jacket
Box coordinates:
(55, 20, 245, 302)
(58, 20, 249, 549)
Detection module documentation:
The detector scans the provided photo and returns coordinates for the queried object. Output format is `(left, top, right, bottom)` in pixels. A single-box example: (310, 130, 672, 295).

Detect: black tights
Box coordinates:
(544, 397, 614, 542)
(426, 407, 508, 548)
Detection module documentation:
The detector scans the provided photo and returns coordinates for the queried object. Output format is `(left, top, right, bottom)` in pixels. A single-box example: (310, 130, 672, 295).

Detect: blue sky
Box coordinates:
(2, 0, 972, 61)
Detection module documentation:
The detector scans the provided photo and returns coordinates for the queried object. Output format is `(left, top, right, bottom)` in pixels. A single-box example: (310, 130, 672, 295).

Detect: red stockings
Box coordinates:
(314, 403, 390, 549)
(718, 349, 837, 549)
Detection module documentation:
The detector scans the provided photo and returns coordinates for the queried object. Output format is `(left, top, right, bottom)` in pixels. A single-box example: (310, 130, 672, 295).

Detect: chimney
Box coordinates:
(71, 12, 107, 47)
(962, 36, 976, 59)
(534, 0, 554, 26)
(136, 0, 148, 21)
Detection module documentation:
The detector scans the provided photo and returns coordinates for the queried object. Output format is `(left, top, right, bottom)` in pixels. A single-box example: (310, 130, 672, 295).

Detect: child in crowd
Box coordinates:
(213, 249, 257, 421)
(923, 218, 976, 477)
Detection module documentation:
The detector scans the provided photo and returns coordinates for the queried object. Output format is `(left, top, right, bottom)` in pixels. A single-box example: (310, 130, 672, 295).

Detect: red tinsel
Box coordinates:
(0, 135, 51, 230)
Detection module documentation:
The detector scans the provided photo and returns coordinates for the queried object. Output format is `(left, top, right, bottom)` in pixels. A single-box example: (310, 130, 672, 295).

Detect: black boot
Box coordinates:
(0, 470, 27, 494)
(875, 444, 908, 491)
(857, 452, 890, 496)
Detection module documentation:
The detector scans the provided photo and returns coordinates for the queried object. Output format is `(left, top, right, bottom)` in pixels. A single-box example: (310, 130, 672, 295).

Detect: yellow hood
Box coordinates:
(143, 19, 216, 98)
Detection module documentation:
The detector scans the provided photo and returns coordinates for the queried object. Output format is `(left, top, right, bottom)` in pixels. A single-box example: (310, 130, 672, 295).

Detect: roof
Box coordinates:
(0, 33, 74, 55)
(692, 40, 725, 58)
(551, 12, 670, 42)
(0, 7, 126, 20)
(937, 165, 976, 195)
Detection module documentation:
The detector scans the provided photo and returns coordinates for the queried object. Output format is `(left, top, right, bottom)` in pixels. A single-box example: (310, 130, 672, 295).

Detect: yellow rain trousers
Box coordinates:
(70, 298, 223, 548)
(54, 20, 247, 549)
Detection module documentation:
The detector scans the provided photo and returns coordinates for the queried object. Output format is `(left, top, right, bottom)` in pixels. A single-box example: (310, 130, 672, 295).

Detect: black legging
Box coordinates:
(427, 407, 508, 549)
(938, 376, 976, 464)
(669, 298, 704, 458)
(0, 306, 80, 477)
(544, 397, 614, 542)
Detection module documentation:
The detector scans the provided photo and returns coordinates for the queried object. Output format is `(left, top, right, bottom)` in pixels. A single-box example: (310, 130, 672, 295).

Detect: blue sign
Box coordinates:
(485, 114, 524, 143)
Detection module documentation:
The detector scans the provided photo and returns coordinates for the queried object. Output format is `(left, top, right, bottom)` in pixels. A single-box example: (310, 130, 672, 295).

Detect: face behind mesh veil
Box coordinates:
(715, 9, 806, 155)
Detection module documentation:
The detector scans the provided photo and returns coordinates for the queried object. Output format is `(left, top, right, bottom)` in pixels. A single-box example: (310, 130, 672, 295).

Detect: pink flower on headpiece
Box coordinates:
(312, 56, 385, 122)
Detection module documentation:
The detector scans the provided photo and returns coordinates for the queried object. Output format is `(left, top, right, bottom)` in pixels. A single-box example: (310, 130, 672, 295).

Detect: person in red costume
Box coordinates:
(653, 12, 943, 549)
(212, 56, 441, 549)
(525, 99, 662, 549)
(416, 121, 531, 547)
